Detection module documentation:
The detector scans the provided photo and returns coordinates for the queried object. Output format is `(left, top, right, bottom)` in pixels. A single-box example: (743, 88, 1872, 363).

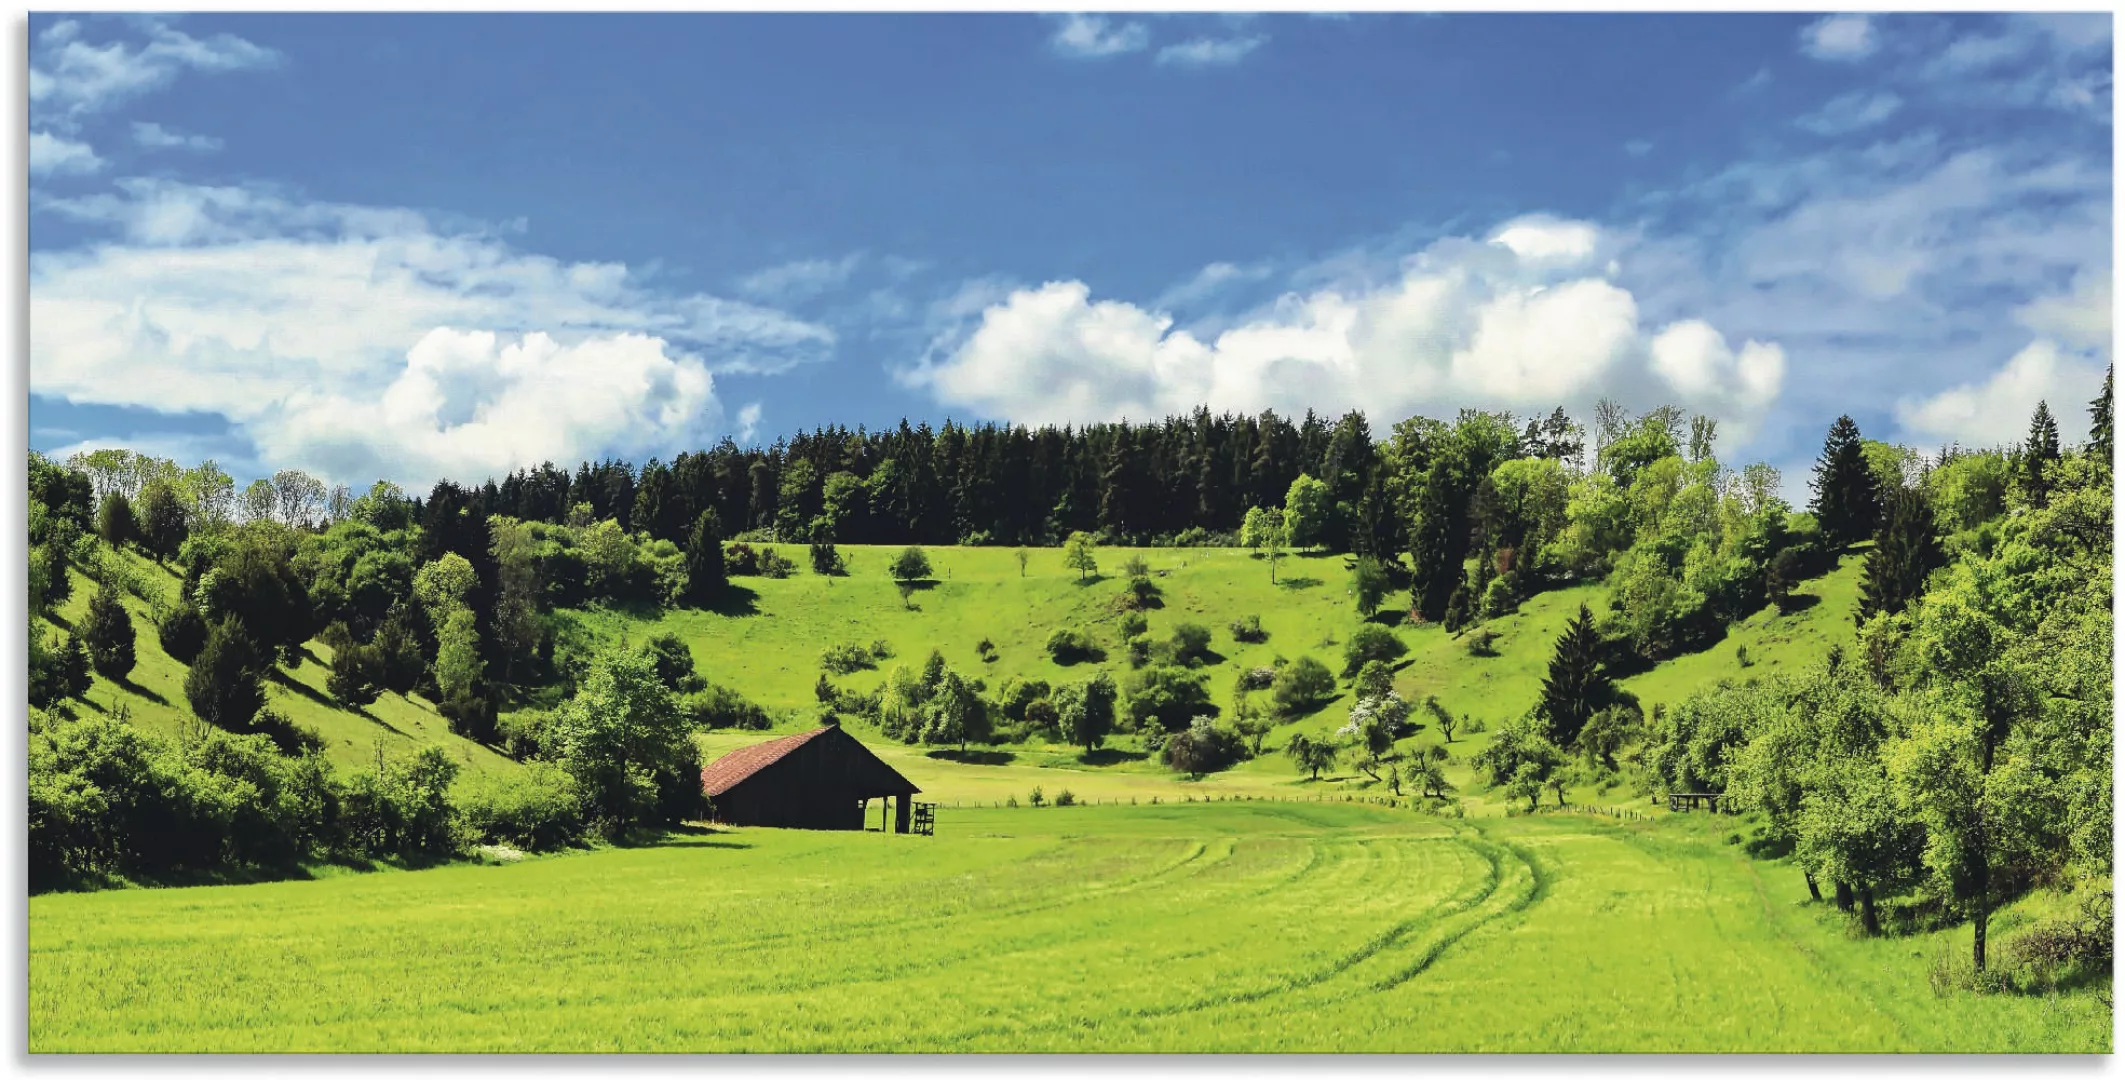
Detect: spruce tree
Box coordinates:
(1809, 415, 1879, 547)
(1856, 486, 1945, 626)
(2021, 400, 2062, 508)
(81, 581, 137, 681)
(327, 640, 383, 708)
(2090, 365, 2114, 467)
(1537, 603, 1612, 747)
(683, 510, 727, 605)
(97, 491, 138, 549)
(185, 617, 266, 731)
(56, 633, 92, 700)
(158, 599, 208, 665)
(136, 480, 190, 562)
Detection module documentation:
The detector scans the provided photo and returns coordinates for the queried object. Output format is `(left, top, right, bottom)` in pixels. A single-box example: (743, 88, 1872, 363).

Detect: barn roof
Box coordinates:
(698, 725, 919, 798)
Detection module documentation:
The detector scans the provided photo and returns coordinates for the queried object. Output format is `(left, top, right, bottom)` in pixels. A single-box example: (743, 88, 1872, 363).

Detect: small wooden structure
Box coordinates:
(700, 725, 922, 832)
(1666, 792, 1729, 814)
(911, 802, 937, 836)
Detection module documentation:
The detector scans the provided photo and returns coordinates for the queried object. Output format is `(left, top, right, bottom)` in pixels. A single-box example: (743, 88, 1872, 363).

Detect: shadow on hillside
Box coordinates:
(1773, 592, 1822, 615)
(1069, 574, 1105, 586)
(927, 748, 1016, 766)
(114, 677, 169, 706)
(1078, 747, 1149, 766)
(1365, 610, 1408, 627)
(648, 835, 753, 851)
(706, 583, 763, 617)
(1277, 576, 1323, 590)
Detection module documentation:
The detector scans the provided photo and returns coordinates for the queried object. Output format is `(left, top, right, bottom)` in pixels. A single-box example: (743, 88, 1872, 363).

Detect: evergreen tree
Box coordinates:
(683, 510, 727, 605)
(56, 632, 92, 701)
(1809, 415, 1879, 547)
(2090, 365, 2113, 466)
(1441, 582, 1472, 634)
(327, 640, 384, 708)
(158, 599, 209, 665)
(184, 617, 266, 731)
(2020, 400, 2062, 508)
(1536, 603, 1612, 747)
(97, 491, 138, 549)
(1855, 486, 1944, 625)
(39, 537, 71, 609)
(136, 479, 189, 562)
(373, 602, 426, 695)
(81, 581, 136, 681)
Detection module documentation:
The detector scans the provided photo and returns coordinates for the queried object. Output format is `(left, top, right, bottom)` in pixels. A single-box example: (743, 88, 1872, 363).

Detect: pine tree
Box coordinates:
(683, 510, 727, 606)
(136, 480, 189, 562)
(185, 617, 266, 731)
(2090, 365, 2113, 467)
(81, 581, 136, 681)
(158, 599, 208, 664)
(56, 632, 92, 700)
(1536, 603, 1612, 747)
(1442, 582, 1472, 634)
(327, 640, 383, 708)
(97, 491, 138, 549)
(1856, 486, 1945, 625)
(2021, 400, 2062, 508)
(1809, 415, 1879, 547)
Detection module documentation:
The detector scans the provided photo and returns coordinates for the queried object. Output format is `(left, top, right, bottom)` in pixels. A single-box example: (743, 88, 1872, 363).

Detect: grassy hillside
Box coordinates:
(29, 802, 2105, 1052)
(38, 549, 516, 777)
(49, 540, 1869, 807)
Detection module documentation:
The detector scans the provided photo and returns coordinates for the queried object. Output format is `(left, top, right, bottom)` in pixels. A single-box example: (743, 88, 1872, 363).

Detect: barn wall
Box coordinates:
(709, 729, 913, 831)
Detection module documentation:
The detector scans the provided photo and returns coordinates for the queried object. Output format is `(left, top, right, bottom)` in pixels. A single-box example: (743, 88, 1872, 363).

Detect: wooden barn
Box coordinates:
(699, 724, 923, 832)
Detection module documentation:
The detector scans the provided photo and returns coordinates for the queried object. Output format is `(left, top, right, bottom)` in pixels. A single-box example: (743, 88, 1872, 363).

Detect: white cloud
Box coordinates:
(738, 254, 863, 304)
(1625, 139, 1655, 157)
(1795, 91, 1904, 136)
(1647, 320, 1786, 416)
(131, 121, 223, 153)
(904, 218, 1785, 435)
(28, 131, 103, 177)
(1050, 15, 1149, 59)
(2014, 269, 2112, 355)
(30, 179, 834, 486)
(1895, 339, 2106, 448)
(31, 18, 278, 125)
(734, 403, 764, 444)
(1800, 14, 1879, 61)
(1153, 260, 1272, 312)
(1155, 35, 1267, 67)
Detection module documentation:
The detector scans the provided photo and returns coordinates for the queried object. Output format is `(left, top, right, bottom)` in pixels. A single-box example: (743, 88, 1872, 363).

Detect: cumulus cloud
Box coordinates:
(29, 131, 103, 177)
(1155, 35, 1267, 67)
(2015, 269, 2112, 354)
(902, 217, 1787, 437)
(30, 180, 834, 486)
(1895, 339, 2106, 448)
(1795, 91, 1903, 136)
(1800, 14, 1879, 61)
(1050, 15, 1149, 59)
(132, 121, 223, 152)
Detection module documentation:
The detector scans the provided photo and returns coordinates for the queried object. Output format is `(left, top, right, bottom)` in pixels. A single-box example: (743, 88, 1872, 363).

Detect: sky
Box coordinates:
(26, 12, 2115, 504)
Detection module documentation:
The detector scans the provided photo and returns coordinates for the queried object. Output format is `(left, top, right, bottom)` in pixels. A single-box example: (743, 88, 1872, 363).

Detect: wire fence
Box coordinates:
(921, 792, 1660, 821)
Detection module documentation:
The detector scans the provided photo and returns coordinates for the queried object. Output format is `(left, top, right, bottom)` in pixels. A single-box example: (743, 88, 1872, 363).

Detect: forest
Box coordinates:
(26, 378, 2115, 986)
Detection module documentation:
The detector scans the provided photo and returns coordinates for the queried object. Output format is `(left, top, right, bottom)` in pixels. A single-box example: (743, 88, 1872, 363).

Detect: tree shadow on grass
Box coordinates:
(1773, 593, 1822, 615)
(1078, 747, 1149, 766)
(926, 748, 1016, 766)
(114, 677, 169, 706)
(1365, 610, 1409, 627)
(1277, 576, 1324, 590)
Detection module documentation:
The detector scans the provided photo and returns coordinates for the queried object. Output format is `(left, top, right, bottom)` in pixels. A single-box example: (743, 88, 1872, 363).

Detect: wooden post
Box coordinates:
(894, 794, 911, 834)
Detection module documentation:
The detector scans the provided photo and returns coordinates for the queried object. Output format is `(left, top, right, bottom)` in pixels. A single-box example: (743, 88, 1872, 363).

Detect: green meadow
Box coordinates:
(29, 801, 2107, 1053)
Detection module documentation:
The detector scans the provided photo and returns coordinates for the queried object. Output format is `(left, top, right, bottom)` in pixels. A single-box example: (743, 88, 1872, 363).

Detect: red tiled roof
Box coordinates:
(698, 726, 837, 797)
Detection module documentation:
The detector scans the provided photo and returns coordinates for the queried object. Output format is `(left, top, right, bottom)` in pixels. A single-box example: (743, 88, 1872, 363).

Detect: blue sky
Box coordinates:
(27, 12, 2113, 502)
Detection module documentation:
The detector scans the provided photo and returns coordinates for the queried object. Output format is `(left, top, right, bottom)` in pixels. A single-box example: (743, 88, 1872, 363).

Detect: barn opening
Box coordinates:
(699, 724, 924, 832)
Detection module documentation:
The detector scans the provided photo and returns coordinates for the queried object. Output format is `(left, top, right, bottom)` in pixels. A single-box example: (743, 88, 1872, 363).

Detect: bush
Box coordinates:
(1124, 635, 1153, 669)
(890, 546, 933, 582)
(82, 582, 137, 681)
(1234, 665, 1277, 692)
(821, 642, 878, 675)
(868, 639, 895, 661)
(756, 547, 795, 579)
(1054, 788, 1077, 807)
(1229, 614, 1268, 643)
(1118, 611, 1149, 639)
(809, 542, 846, 576)
(1168, 622, 1214, 666)
(976, 638, 998, 663)
(998, 676, 1052, 723)
(680, 684, 773, 730)
(724, 542, 760, 576)
(1341, 623, 1408, 677)
(158, 599, 209, 665)
(1163, 719, 1250, 775)
(1125, 665, 1215, 733)
(1272, 656, 1337, 719)
(1466, 627, 1500, 657)
(1046, 627, 1101, 665)
(1482, 574, 1518, 618)
(454, 765, 587, 853)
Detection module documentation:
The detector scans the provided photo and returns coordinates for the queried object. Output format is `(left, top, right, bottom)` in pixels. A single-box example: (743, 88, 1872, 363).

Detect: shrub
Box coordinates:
(1163, 719, 1250, 775)
(1482, 574, 1518, 618)
(1271, 656, 1337, 719)
(869, 639, 895, 661)
(185, 617, 265, 733)
(1024, 697, 1060, 734)
(1234, 665, 1277, 692)
(756, 547, 796, 579)
(1229, 614, 1268, 643)
(1168, 622, 1214, 667)
(890, 546, 933, 582)
(998, 676, 1052, 723)
(1341, 623, 1408, 677)
(724, 542, 760, 576)
(158, 599, 209, 665)
(1054, 788, 1077, 807)
(1029, 786, 1046, 808)
(976, 638, 998, 663)
(1118, 611, 1149, 639)
(1125, 635, 1153, 669)
(82, 582, 137, 681)
(821, 642, 878, 675)
(680, 684, 773, 730)
(454, 765, 587, 852)
(1467, 627, 1501, 657)
(1125, 665, 1215, 733)
(1045, 627, 1100, 665)
(809, 542, 846, 576)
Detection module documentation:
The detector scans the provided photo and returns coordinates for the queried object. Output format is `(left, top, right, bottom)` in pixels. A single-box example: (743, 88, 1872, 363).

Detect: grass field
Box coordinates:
(28, 801, 2108, 1053)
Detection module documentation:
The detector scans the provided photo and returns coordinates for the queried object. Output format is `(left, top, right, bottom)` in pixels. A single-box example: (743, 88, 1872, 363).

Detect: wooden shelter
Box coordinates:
(699, 725, 922, 832)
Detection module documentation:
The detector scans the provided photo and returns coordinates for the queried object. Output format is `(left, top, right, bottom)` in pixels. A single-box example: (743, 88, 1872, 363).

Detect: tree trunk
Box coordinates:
(1804, 871, 1823, 903)
(1973, 861, 1990, 973)
(1859, 887, 1880, 936)
(1834, 879, 1854, 913)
